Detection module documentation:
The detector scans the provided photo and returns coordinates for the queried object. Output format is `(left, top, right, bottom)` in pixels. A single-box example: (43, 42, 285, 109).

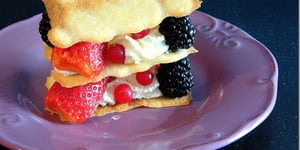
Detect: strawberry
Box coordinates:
(44, 77, 109, 123)
(51, 42, 107, 78)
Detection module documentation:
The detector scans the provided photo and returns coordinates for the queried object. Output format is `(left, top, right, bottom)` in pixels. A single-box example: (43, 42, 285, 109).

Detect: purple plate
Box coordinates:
(0, 11, 278, 150)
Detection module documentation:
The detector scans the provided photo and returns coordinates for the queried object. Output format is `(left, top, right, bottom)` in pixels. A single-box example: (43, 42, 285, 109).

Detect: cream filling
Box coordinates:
(100, 69, 162, 106)
(112, 28, 169, 64)
(54, 67, 76, 76)
(54, 28, 168, 75)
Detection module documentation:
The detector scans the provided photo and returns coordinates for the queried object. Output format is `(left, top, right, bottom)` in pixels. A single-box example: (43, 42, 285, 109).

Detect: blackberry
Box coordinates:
(157, 57, 194, 98)
(159, 16, 196, 52)
(39, 11, 54, 47)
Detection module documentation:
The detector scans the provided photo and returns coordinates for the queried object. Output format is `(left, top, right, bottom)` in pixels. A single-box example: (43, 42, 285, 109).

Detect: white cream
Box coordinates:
(54, 67, 76, 76)
(54, 28, 166, 105)
(112, 28, 169, 64)
(99, 71, 162, 106)
(55, 28, 168, 76)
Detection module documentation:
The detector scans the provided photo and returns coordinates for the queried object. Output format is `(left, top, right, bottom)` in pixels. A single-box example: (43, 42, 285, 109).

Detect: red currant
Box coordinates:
(130, 29, 150, 39)
(114, 84, 133, 104)
(136, 70, 154, 86)
(105, 44, 125, 64)
(155, 64, 160, 71)
(108, 77, 116, 82)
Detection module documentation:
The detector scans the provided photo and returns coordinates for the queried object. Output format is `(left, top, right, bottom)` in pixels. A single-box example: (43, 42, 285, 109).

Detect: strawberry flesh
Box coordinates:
(44, 77, 109, 123)
(51, 42, 107, 78)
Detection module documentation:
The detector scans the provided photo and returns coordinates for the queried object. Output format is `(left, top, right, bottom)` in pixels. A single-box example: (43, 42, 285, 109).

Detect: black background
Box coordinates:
(0, 0, 298, 149)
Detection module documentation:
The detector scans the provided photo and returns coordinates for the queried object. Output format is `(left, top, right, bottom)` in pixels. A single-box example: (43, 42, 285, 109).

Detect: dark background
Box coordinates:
(0, 0, 298, 149)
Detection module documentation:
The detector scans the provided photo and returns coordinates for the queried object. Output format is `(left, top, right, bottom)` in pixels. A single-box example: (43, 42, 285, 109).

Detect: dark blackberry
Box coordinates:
(159, 16, 196, 52)
(157, 57, 194, 98)
(39, 11, 54, 47)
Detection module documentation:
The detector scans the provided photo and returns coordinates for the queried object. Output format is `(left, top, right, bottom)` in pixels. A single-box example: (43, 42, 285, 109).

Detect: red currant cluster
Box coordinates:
(104, 29, 150, 64)
(107, 29, 156, 104)
(113, 68, 155, 104)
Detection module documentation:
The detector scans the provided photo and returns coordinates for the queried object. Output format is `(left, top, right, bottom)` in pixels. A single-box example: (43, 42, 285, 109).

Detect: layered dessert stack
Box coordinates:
(39, 0, 201, 123)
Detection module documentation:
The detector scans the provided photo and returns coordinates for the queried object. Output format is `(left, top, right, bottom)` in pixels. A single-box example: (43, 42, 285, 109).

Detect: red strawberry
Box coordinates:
(44, 77, 109, 123)
(51, 42, 107, 78)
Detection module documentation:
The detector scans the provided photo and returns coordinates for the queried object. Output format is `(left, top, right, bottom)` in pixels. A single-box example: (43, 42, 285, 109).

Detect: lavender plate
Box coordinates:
(0, 11, 278, 150)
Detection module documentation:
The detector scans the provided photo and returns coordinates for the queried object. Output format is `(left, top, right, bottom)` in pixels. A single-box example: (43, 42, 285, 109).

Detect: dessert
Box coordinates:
(39, 0, 202, 123)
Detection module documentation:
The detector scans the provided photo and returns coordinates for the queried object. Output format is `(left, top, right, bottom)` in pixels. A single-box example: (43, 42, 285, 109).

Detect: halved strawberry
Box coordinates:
(44, 77, 109, 123)
(51, 42, 107, 78)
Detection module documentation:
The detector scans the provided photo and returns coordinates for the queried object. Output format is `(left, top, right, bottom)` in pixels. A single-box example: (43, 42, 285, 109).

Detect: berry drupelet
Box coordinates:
(159, 16, 196, 52)
(39, 11, 54, 47)
(156, 57, 194, 98)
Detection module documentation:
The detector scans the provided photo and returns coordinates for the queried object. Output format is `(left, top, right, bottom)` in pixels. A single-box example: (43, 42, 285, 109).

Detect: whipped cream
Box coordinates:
(112, 28, 169, 64)
(99, 69, 162, 106)
(54, 28, 168, 76)
(54, 67, 76, 76)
